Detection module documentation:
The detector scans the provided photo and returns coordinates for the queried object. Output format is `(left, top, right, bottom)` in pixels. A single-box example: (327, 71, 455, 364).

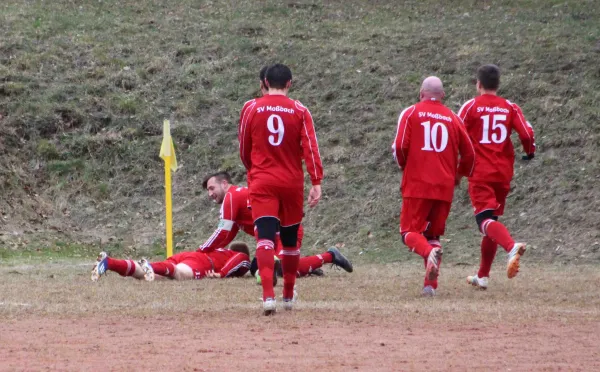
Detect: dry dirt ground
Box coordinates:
(1, 261, 599, 371)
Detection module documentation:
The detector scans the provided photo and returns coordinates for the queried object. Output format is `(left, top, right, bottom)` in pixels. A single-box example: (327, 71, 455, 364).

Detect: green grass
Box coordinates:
(0, 0, 599, 263)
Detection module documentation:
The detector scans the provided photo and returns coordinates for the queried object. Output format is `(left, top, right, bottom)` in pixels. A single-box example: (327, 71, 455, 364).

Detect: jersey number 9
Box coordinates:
(267, 114, 285, 146)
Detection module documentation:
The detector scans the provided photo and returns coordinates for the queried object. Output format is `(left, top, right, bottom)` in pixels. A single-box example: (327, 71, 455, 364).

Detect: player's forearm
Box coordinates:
(198, 224, 237, 252)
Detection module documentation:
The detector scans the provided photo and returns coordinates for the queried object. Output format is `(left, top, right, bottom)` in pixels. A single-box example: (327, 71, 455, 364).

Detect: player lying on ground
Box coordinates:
(239, 63, 324, 315)
(392, 76, 475, 296)
(90, 242, 251, 281)
(199, 171, 352, 277)
(457, 64, 536, 289)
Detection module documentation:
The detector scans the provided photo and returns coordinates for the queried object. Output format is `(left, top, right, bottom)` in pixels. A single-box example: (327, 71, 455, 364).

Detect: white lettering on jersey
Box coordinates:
(476, 107, 510, 114)
(418, 112, 452, 122)
(256, 105, 295, 114)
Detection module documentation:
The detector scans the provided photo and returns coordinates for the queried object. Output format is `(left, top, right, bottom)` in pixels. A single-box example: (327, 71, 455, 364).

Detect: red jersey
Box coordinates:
(197, 185, 254, 252)
(458, 94, 535, 183)
(206, 249, 251, 277)
(239, 94, 323, 187)
(197, 184, 306, 252)
(392, 99, 475, 202)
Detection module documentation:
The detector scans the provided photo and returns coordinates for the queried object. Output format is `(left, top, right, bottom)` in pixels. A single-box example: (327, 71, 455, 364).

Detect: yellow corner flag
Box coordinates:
(159, 120, 178, 171)
(159, 120, 177, 258)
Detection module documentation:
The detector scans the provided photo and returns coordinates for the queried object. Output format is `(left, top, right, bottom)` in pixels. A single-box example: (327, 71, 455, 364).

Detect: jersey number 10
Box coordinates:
(267, 114, 285, 146)
(421, 121, 448, 152)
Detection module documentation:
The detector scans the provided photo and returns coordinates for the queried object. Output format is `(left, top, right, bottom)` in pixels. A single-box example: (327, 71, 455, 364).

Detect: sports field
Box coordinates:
(1, 261, 599, 371)
(2, 0, 600, 370)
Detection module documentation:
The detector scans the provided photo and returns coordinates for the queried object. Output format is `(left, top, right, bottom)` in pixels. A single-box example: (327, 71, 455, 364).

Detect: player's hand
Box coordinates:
(204, 270, 221, 279)
(522, 153, 535, 161)
(308, 185, 321, 208)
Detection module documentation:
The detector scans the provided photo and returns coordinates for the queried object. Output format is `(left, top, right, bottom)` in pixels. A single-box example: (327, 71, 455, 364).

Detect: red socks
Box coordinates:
(256, 239, 276, 301)
(481, 219, 515, 252)
(296, 253, 332, 276)
(281, 247, 300, 300)
(106, 258, 136, 277)
(478, 236, 498, 278)
(150, 261, 177, 278)
(403, 232, 433, 259)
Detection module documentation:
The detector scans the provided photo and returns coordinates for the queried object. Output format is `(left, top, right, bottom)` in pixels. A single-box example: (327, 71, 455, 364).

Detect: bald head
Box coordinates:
(420, 76, 445, 101)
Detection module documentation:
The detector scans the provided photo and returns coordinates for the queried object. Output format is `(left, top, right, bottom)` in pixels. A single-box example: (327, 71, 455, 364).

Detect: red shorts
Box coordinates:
(468, 181, 510, 216)
(400, 197, 451, 236)
(249, 183, 304, 226)
(167, 252, 212, 279)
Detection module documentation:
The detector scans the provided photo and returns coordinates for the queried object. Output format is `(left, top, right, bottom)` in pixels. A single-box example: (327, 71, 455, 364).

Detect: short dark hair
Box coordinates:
(202, 171, 232, 189)
(265, 63, 292, 89)
(477, 64, 501, 91)
(259, 65, 269, 83)
(228, 241, 250, 256)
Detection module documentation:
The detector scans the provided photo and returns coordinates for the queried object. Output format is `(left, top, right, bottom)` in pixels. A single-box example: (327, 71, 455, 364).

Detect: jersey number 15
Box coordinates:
(480, 114, 508, 144)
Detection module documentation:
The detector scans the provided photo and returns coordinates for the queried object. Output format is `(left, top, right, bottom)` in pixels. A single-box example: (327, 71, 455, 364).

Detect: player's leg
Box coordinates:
(422, 201, 450, 294)
(470, 182, 525, 279)
(296, 253, 332, 276)
(400, 198, 434, 259)
(140, 256, 180, 281)
(250, 184, 281, 315)
(467, 234, 497, 289)
(255, 217, 279, 314)
(279, 186, 305, 310)
(280, 223, 300, 308)
(91, 252, 144, 281)
(173, 263, 195, 280)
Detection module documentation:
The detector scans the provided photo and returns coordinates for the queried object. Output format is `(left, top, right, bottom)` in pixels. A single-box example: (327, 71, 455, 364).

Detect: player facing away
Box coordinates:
(198, 171, 351, 277)
(90, 242, 251, 281)
(239, 63, 324, 315)
(458, 64, 536, 289)
(392, 76, 475, 296)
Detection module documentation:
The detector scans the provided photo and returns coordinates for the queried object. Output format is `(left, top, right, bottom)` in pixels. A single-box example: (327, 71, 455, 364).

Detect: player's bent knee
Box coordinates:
(280, 223, 300, 247)
(255, 216, 279, 242)
(174, 263, 194, 280)
(475, 210, 498, 230)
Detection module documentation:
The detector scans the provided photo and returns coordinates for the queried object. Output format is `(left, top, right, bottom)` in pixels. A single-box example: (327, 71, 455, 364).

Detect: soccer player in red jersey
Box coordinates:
(457, 64, 535, 289)
(239, 63, 324, 315)
(90, 242, 251, 281)
(392, 76, 475, 296)
(199, 171, 352, 277)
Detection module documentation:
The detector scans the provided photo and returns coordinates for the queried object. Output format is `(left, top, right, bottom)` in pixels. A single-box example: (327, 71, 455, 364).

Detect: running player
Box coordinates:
(239, 63, 324, 314)
(392, 76, 475, 296)
(90, 242, 251, 281)
(458, 64, 535, 289)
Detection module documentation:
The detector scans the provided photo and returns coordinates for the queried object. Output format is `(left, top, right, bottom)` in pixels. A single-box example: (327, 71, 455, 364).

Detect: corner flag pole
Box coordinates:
(159, 120, 178, 258)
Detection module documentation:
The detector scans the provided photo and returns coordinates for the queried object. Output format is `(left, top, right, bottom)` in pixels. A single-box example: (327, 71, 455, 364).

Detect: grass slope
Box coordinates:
(0, 0, 599, 263)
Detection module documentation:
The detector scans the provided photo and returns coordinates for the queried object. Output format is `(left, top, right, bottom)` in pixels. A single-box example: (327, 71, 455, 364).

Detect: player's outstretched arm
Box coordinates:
(197, 222, 239, 252)
(218, 253, 251, 278)
(197, 191, 241, 252)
